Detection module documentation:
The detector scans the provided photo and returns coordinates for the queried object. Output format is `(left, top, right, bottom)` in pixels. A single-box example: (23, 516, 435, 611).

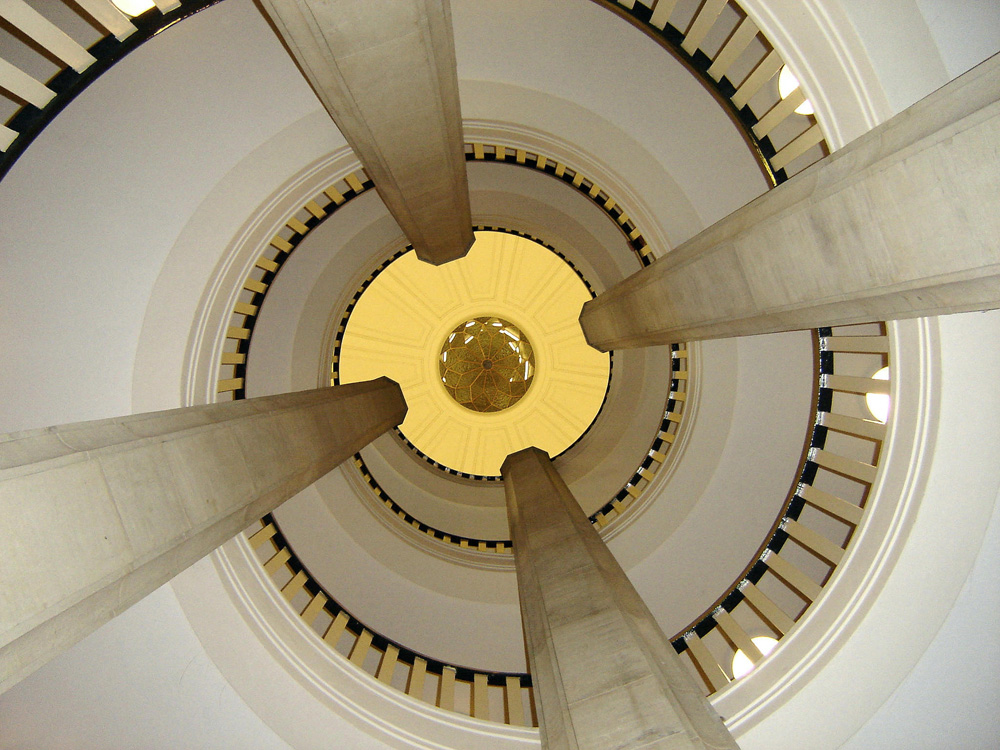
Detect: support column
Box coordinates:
(259, 0, 474, 265)
(580, 54, 1000, 349)
(0, 378, 406, 693)
(502, 447, 738, 750)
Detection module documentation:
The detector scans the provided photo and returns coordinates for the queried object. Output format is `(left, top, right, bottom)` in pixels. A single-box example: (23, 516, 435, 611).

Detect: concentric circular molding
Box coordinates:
(338, 231, 610, 477)
(241, 322, 892, 725)
(198, 145, 898, 722)
(182, 40, 886, 745)
(216, 152, 687, 548)
(195, 138, 895, 731)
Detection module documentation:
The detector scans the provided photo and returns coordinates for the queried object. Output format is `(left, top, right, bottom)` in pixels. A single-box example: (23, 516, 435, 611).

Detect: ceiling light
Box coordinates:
(732, 636, 779, 679)
(111, 0, 156, 16)
(778, 66, 815, 116)
(866, 366, 891, 424)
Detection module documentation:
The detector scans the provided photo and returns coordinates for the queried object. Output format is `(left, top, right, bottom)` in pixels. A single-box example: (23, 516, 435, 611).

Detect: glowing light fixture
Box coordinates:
(778, 65, 815, 116)
(732, 636, 779, 679)
(866, 366, 891, 423)
(111, 0, 156, 16)
(439, 317, 535, 413)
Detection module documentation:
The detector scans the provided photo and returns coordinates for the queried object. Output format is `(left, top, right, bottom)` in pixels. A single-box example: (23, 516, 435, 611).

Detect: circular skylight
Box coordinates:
(440, 317, 535, 413)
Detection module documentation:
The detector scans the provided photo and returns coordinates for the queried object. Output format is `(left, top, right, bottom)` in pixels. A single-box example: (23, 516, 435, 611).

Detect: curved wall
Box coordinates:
(0, 1, 997, 748)
(0, 3, 331, 744)
(225, 74, 805, 672)
(0, 0, 325, 431)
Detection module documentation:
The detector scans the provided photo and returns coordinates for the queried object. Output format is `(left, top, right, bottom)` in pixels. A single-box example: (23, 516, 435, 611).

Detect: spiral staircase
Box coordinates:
(0, 1, 998, 748)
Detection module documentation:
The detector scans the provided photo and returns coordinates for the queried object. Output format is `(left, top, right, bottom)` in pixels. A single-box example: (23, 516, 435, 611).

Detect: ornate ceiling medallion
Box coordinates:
(338, 230, 610, 476)
(440, 317, 535, 412)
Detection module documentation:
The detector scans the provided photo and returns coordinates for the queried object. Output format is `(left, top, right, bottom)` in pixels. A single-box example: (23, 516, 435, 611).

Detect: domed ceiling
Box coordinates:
(3, 1, 997, 748)
(338, 230, 610, 476)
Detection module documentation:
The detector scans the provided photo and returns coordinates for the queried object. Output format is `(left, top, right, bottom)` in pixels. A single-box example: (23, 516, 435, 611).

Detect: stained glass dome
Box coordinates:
(440, 318, 535, 412)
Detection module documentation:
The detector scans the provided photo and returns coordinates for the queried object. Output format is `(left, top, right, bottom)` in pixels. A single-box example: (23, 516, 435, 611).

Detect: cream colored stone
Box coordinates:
(0, 457, 130, 636)
(502, 447, 739, 750)
(580, 54, 1000, 349)
(257, 0, 473, 265)
(0, 379, 406, 693)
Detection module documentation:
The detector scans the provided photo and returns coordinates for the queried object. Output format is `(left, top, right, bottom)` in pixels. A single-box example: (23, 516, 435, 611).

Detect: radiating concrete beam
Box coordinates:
(0, 379, 406, 693)
(259, 0, 474, 265)
(502, 447, 739, 750)
(580, 54, 1000, 349)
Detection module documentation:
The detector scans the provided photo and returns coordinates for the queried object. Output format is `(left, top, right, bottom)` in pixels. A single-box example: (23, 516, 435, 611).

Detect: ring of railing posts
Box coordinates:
(0, 1, 830, 188)
(258, 514, 532, 687)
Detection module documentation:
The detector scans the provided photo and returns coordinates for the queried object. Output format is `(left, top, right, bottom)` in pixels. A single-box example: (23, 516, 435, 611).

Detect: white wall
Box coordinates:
(0, 3, 334, 746)
(0, 583, 293, 750)
(842, 478, 1000, 748)
(0, 0, 322, 431)
(1, 1, 998, 748)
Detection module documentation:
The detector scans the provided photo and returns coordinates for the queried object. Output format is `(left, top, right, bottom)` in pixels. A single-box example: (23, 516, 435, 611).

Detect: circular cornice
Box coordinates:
(148, 19, 877, 717)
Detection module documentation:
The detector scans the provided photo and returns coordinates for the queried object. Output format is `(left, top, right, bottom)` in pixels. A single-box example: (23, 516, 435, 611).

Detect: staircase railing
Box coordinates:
(0, 0, 221, 181)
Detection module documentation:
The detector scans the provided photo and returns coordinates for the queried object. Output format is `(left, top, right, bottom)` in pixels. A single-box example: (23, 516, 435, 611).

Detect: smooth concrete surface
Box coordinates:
(0, 1, 997, 748)
(502, 448, 739, 750)
(580, 53, 1000, 349)
(258, 0, 473, 265)
(0, 379, 406, 693)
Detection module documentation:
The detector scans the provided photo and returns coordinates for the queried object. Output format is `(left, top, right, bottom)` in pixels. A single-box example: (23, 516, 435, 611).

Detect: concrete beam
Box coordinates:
(502, 447, 739, 750)
(259, 0, 474, 265)
(580, 54, 1000, 349)
(0, 379, 406, 693)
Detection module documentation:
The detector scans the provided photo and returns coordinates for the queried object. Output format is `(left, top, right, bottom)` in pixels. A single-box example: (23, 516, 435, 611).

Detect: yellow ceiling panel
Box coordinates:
(339, 231, 610, 476)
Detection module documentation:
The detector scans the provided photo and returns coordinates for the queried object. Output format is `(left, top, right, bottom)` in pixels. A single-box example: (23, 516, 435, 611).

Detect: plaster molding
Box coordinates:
(171, 539, 538, 749)
(713, 318, 939, 739)
(739, 0, 890, 148)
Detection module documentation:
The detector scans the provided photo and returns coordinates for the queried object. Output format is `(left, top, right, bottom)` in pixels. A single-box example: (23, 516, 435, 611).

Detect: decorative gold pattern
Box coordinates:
(440, 318, 535, 412)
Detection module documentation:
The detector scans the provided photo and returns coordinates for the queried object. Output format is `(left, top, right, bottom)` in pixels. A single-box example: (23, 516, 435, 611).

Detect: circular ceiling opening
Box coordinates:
(337, 230, 610, 476)
(440, 317, 535, 413)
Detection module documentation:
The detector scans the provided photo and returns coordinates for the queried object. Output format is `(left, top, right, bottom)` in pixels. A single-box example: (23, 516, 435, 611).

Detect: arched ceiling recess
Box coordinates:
(337, 231, 611, 479)
(247, 148, 679, 548)
(203, 4, 892, 724)
(228, 138, 892, 713)
(0, 0, 884, 736)
(230, 147, 848, 692)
